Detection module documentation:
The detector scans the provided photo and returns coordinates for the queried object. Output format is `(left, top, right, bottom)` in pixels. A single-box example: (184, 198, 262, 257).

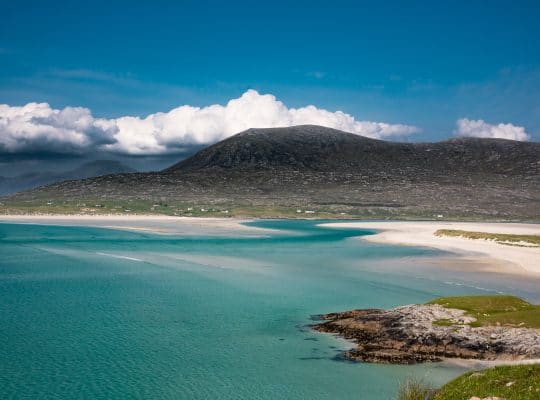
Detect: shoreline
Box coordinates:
(312, 303, 540, 365)
(0, 214, 276, 237)
(320, 221, 540, 276)
(2, 215, 539, 276)
(4, 215, 539, 370)
(442, 357, 540, 369)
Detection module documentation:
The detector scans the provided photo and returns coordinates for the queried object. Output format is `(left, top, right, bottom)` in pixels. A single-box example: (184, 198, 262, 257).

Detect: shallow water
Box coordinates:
(0, 220, 536, 399)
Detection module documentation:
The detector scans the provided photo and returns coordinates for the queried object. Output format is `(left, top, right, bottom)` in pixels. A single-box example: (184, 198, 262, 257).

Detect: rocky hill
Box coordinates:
(168, 125, 538, 175)
(2, 125, 539, 219)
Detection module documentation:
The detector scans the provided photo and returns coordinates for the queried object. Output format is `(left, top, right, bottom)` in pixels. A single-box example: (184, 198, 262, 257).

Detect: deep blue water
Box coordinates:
(0, 220, 535, 399)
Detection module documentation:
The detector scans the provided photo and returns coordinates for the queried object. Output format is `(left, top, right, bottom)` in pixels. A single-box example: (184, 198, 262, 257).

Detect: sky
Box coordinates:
(1, 0, 539, 172)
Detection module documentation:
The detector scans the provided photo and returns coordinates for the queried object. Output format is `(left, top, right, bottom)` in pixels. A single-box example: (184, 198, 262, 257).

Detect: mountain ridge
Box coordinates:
(166, 125, 538, 175)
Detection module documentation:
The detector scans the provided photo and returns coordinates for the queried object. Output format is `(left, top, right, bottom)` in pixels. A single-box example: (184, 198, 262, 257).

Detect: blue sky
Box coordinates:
(1, 0, 539, 159)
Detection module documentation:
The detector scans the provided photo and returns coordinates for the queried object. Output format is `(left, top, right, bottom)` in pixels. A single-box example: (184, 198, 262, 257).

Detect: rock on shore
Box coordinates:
(312, 304, 540, 364)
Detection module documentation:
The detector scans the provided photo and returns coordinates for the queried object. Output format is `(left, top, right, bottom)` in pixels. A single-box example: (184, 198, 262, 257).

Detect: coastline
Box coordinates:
(2, 215, 539, 276)
(0, 214, 275, 237)
(312, 302, 540, 365)
(442, 357, 540, 369)
(320, 221, 540, 276)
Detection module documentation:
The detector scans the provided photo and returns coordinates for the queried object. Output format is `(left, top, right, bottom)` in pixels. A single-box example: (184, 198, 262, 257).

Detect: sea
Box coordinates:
(1, 219, 538, 399)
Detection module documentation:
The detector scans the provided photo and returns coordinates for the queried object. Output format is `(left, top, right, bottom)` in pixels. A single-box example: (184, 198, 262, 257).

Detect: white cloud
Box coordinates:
(0, 102, 116, 153)
(455, 118, 530, 141)
(0, 90, 421, 154)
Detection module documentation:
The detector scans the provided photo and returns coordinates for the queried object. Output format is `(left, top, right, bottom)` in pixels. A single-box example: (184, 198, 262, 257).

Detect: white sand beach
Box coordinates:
(3, 215, 539, 276)
(0, 215, 275, 237)
(321, 221, 540, 276)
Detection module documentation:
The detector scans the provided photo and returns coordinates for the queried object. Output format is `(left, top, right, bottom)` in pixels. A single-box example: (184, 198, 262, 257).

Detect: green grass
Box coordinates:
(0, 202, 346, 219)
(435, 229, 540, 247)
(428, 295, 540, 328)
(1, 197, 531, 221)
(433, 364, 540, 400)
(432, 318, 456, 327)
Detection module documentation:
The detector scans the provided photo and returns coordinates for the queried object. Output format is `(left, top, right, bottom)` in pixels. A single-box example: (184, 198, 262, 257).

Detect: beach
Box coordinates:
(321, 221, 540, 276)
(0, 214, 275, 237)
(2, 215, 540, 276)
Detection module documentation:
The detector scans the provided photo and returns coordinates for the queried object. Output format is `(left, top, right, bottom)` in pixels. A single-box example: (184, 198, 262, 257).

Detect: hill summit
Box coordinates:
(167, 125, 538, 175)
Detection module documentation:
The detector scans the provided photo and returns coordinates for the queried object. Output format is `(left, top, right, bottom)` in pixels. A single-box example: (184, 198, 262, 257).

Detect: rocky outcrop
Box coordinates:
(312, 304, 540, 364)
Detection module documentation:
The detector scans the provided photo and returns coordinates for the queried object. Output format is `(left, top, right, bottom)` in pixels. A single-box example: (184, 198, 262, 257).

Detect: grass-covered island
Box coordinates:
(313, 295, 540, 364)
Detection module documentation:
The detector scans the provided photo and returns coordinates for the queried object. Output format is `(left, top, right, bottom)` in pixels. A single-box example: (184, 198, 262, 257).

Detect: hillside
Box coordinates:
(2, 125, 539, 219)
(168, 125, 538, 174)
(0, 160, 136, 196)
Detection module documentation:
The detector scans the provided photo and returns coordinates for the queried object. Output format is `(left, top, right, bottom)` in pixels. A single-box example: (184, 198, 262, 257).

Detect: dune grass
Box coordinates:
(396, 376, 433, 400)
(428, 295, 540, 328)
(435, 229, 540, 247)
(433, 364, 540, 400)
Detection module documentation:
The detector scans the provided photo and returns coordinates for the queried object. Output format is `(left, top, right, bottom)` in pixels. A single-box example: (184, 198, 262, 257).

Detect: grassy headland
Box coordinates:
(428, 295, 540, 328)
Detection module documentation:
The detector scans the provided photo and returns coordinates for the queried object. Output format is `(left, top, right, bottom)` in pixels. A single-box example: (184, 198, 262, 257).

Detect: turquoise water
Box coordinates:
(0, 220, 536, 399)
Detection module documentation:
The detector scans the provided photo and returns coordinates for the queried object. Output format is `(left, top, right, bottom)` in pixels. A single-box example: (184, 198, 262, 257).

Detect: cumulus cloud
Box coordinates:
(0, 90, 420, 155)
(0, 102, 117, 153)
(455, 118, 530, 141)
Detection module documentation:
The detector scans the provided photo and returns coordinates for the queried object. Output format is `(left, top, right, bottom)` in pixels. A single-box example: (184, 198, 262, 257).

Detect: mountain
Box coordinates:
(167, 125, 538, 174)
(3, 125, 539, 219)
(0, 160, 136, 196)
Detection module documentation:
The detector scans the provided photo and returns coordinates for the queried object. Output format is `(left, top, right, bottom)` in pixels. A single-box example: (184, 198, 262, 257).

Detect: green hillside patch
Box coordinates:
(433, 364, 540, 400)
(428, 295, 540, 328)
(435, 229, 540, 247)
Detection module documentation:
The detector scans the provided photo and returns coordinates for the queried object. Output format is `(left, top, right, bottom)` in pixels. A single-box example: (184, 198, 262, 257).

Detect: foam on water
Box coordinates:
(95, 252, 145, 262)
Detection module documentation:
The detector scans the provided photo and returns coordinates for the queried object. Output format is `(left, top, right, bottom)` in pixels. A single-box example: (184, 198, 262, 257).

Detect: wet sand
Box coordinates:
(0, 215, 275, 237)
